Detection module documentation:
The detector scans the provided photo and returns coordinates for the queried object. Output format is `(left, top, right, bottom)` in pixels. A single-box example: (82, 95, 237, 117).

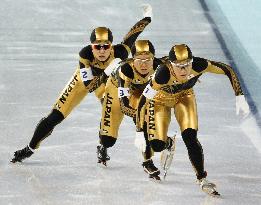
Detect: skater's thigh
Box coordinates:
(53, 68, 89, 118)
(174, 93, 198, 132)
(100, 80, 124, 138)
(147, 101, 171, 142)
(94, 83, 106, 100)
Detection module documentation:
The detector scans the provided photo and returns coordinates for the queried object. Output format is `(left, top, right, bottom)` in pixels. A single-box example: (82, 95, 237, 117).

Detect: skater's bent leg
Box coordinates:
(143, 127, 154, 160)
(150, 139, 166, 152)
(142, 122, 154, 160)
(99, 79, 123, 148)
(182, 128, 206, 180)
(146, 101, 171, 153)
(94, 83, 106, 101)
(174, 92, 206, 179)
(29, 67, 90, 150)
(29, 109, 64, 149)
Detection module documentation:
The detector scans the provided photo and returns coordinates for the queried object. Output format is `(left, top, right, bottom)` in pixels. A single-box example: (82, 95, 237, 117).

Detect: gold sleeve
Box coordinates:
(205, 61, 244, 96)
(118, 68, 136, 117)
(120, 101, 136, 118)
(78, 50, 106, 92)
(136, 95, 149, 131)
(87, 74, 108, 93)
(122, 17, 151, 50)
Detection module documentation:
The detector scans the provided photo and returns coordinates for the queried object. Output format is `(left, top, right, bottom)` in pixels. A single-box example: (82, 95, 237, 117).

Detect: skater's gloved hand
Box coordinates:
(141, 4, 152, 19)
(104, 58, 121, 76)
(134, 131, 146, 152)
(236, 95, 250, 118)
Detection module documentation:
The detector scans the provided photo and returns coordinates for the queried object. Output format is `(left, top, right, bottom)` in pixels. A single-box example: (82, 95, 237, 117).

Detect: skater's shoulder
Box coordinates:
(153, 56, 167, 70)
(119, 61, 134, 79)
(156, 62, 171, 74)
(154, 64, 170, 84)
(79, 45, 94, 60)
(192, 56, 208, 72)
(113, 44, 129, 60)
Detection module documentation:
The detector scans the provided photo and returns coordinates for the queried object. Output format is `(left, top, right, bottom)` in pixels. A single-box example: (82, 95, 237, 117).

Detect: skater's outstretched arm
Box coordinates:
(121, 4, 152, 52)
(192, 57, 243, 95)
(192, 57, 250, 116)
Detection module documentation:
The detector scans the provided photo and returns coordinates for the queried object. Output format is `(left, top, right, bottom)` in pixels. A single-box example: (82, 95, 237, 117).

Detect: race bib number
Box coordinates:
(143, 84, 157, 99)
(80, 68, 93, 82)
(118, 87, 130, 98)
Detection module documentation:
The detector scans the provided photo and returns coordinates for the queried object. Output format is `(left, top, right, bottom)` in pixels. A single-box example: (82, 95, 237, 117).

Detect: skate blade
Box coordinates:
(144, 169, 160, 176)
(97, 160, 107, 166)
(149, 174, 161, 181)
(10, 159, 16, 163)
(149, 171, 161, 181)
(143, 169, 161, 181)
(202, 188, 220, 197)
(10, 158, 21, 163)
(160, 136, 176, 171)
(163, 171, 167, 180)
(210, 191, 221, 197)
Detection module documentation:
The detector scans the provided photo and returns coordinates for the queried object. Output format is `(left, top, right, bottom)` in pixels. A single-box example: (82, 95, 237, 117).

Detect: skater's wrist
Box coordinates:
(28, 145, 34, 153)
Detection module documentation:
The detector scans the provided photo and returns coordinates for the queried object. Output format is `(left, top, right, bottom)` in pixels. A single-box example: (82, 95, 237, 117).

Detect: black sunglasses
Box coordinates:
(93, 44, 111, 50)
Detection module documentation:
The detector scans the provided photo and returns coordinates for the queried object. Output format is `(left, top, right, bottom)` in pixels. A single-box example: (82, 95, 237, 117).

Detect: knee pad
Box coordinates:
(29, 110, 64, 149)
(34, 109, 64, 135)
(182, 128, 203, 156)
(46, 109, 65, 126)
(182, 128, 198, 147)
(100, 135, 116, 148)
(150, 139, 166, 152)
(182, 128, 205, 179)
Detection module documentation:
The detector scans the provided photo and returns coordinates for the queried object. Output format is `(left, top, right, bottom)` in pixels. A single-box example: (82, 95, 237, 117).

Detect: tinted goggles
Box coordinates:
(134, 57, 153, 64)
(93, 44, 111, 50)
(171, 59, 193, 68)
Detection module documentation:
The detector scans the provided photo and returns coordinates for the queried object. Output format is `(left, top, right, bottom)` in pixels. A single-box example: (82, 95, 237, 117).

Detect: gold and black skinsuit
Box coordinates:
(28, 17, 151, 149)
(99, 57, 165, 160)
(136, 57, 243, 180)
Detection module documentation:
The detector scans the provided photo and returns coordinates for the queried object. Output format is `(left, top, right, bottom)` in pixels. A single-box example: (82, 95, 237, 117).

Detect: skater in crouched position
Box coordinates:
(97, 40, 166, 179)
(136, 44, 250, 195)
(11, 5, 153, 163)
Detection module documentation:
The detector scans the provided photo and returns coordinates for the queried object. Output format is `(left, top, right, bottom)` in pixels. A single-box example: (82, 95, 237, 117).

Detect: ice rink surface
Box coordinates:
(0, 0, 261, 205)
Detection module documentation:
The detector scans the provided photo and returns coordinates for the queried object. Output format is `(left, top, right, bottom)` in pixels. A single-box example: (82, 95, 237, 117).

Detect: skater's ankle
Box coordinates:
(197, 171, 207, 180)
(143, 158, 152, 163)
(27, 145, 35, 153)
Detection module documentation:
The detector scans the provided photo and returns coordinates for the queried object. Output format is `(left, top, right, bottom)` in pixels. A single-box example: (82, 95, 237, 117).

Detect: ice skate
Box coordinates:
(198, 178, 220, 197)
(11, 145, 34, 163)
(160, 135, 176, 179)
(97, 145, 110, 166)
(142, 159, 161, 180)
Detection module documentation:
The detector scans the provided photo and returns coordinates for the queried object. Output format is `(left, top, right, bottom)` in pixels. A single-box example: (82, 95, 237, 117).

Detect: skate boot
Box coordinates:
(142, 159, 161, 180)
(198, 178, 220, 197)
(160, 135, 176, 179)
(97, 145, 110, 166)
(11, 145, 34, 163)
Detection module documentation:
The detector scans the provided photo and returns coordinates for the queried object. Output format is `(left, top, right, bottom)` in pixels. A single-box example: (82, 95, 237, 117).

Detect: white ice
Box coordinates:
(1, 0, 261, 205)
